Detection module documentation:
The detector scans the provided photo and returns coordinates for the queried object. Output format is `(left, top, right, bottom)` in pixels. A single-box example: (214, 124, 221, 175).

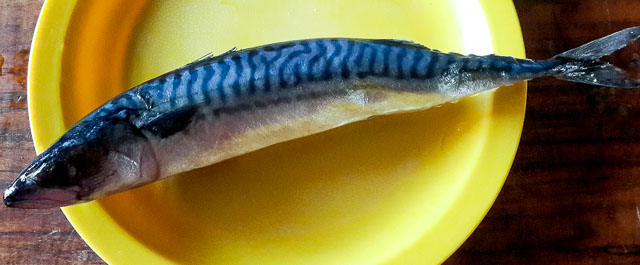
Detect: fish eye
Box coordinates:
(67, 165, 77, 177)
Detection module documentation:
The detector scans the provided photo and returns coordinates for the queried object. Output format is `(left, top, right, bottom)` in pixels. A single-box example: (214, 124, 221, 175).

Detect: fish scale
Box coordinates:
(7, 27, 640, 208)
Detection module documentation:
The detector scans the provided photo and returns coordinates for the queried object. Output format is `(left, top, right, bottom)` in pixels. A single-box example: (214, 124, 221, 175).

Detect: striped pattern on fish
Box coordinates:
(93, 39, 547, 138)
(5, 27, 640, 208)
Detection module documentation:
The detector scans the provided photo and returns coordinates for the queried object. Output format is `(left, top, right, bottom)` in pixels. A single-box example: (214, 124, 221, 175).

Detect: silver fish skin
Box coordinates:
(5, 27, 640, 208)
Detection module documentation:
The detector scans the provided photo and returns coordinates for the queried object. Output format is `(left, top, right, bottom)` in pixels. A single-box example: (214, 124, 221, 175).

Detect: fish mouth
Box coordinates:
(3, 198, 75, 209)
(3, 179, 79, 209)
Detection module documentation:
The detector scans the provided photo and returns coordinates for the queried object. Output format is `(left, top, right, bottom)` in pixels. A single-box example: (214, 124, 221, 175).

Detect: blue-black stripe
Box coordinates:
(170, 74, 182, 108)
(186, 69, 197, 104)
(425, 52, 440, 79)
(247, 50, 258, 95)
(381, 45, 391, 76)
(353, 43, 366, 78)
(341, 41, 354, 79)
(308, 41, 326, 81)
(366, 45, 378, 78)
(437, 53, 450, 77)
(458, 56, 469, 73)
(217, 61, 230, 103)
(411, 50, 426, 78)
(395, 47, 407, 79)
(263, 46, 285, 92)
(231, 55, 243, 98)
(293, 42, 313, 85)
(201, 65, 214, 104)
(324, 40, 342, 80)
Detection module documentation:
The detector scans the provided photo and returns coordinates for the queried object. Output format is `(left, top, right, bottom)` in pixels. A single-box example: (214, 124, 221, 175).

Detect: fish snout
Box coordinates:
(3, 177, 80, 209)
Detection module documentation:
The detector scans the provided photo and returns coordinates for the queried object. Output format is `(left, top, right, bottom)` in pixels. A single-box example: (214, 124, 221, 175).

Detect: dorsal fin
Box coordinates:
(371, 39, 428, 49)
(136, 47, 239, 87)
(183, 47, 238, 68)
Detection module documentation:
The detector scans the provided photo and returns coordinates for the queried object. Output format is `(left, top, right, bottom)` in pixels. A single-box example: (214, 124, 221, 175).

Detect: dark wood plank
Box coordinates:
(0, 0, 104, 264)
(1, 0, 640, 264)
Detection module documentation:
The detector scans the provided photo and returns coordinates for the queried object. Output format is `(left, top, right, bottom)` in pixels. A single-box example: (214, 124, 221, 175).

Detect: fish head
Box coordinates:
(4, 115, 158, 208)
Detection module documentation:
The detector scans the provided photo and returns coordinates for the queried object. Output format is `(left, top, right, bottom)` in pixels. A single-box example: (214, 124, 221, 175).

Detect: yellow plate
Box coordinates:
(28, 0, 525, 264)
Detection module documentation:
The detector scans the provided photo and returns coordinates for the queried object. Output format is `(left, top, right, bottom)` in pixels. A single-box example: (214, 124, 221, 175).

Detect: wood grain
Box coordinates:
(0, 0, 103, 264)
(0, 0, 639, 264)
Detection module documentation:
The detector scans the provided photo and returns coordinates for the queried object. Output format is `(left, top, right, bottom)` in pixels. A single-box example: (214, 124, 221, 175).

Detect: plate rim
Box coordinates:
(27, 1, 526, 264)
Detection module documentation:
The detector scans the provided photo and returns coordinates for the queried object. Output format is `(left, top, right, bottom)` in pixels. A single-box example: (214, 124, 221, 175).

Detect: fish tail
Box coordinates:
(547, 26, 640, 88)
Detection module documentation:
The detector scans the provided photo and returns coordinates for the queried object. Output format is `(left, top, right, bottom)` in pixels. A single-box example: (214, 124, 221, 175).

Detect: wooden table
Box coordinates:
(1, 0, 639, 264)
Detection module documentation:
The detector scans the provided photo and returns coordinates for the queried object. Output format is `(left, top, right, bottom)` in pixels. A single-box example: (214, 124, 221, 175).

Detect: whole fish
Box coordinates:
(4, 27, 640, 208)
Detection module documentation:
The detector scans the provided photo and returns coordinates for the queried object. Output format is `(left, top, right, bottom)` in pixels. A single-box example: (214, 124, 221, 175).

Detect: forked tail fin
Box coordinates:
(549, 26, 640, 88)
